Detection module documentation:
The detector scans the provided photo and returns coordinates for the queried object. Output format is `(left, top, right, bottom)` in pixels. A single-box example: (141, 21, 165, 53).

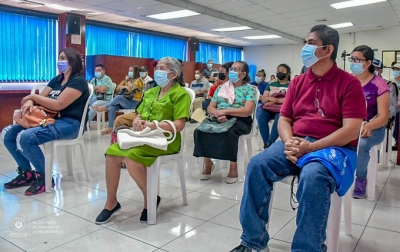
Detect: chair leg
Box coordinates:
(96, 112, 102, 131)
(237, 136, 245, 182)
(327, 193, 342, 252)
(246, 138, 253, 163)
(383, 128, 389, 168)
(367, 146, 378, 201)
(147, 158, 160, 225)
(43, 142, 54, 193)
(86, 122, 91, 141)
(66, 146, 73, 176)
(177, 159, 188, 206)
(198, 157, 204, 175)
(79, 142, 91, 181)
(343, 190, 352, 236)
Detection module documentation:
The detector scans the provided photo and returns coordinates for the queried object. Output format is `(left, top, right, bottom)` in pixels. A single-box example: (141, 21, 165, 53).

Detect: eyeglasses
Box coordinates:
(229, 67, 242, 72)
(314, 98, 326, 118)
(348, 57, 367, 63)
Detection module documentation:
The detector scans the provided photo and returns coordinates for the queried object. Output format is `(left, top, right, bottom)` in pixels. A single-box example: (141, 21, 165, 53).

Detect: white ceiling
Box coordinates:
(1, 0, 400, 46)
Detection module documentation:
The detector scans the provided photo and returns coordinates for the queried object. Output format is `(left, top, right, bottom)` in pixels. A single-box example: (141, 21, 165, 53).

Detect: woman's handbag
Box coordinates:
(196, 117, 237, 133)
(115, 88, 141, 99)
(117, 120, 176, 150)
(261, 92, 286, 113)
(14, 106, 59, 128)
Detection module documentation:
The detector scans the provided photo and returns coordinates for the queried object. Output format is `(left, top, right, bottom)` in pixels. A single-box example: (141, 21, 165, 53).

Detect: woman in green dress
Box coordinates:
(95, 57, 191, 224)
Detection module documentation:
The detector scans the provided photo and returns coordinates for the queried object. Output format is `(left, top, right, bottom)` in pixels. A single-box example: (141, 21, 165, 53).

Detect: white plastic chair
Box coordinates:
(96, 82, 116, 130)
(198, 89, 260, 182)
(268, 176, 352, 252)
(86, 82, 117, 137)
(267, 125, 365, 252)
(146, 87, 195, 224)
(382, 126, 393, 168)
(43, 84, 94, 192)
(13, 84, 47, 124)
(366, 143, 381, 201)
(237, 89, 260, 182)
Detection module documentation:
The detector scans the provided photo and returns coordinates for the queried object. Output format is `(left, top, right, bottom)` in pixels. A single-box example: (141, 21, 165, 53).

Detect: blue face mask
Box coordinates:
(350, 63, 365, 75)
(128, 71, 133, 78)
(94, 72, 102, 78)
(393, 70, 400, 78)
(255, 76, 262, 84)
(207, 63, 213, 69)
(57, 61, 69, 73)
(301, 44, 327, 68)
(154, 70, 171, 87)
(229, 71, 240, 83)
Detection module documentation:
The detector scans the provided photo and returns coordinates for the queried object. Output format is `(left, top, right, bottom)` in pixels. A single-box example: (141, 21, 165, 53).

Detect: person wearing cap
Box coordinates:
(391, 62, 400, 150)
(372, 59, 384, 79)
(138, 66, 155, 91)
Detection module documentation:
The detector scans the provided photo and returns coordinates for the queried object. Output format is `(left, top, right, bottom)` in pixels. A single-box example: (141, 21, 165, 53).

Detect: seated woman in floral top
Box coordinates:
(193, 61, 257, 184)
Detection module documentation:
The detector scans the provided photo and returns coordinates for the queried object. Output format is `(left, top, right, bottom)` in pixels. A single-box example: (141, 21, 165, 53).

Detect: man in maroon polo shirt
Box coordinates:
(231, 25, 366, 252)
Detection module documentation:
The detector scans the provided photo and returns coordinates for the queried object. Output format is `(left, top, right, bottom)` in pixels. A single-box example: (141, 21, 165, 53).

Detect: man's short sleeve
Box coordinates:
(202, 79, 210, 91)
(342, 79, 367, 119)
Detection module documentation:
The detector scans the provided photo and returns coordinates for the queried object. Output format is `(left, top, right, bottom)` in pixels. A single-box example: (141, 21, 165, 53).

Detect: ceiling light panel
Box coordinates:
(331, 0, 387, 10)
(328, 22, 354, 28)
(211, 26, 252, 32)
(146, 10, 200, 20)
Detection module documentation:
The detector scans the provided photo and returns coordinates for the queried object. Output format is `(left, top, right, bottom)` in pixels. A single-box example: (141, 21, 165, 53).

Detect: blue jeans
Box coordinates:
(239, 141, 336, 251)
(88, 96, 109, 122)
(356, 126, 385, 179)
(2, 118, 80, 173)
(256, 107, 280, 146)
(105, 95, 139, 128)
(393, 111, 399, 143)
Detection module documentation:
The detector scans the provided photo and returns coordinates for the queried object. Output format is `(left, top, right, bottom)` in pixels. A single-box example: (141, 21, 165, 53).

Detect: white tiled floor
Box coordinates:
(1, 123, 400, 251)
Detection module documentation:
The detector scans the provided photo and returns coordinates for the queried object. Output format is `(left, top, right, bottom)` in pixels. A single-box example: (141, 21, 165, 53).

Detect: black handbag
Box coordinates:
(115, 88, 141, 99)
(94, 78, 105, 100)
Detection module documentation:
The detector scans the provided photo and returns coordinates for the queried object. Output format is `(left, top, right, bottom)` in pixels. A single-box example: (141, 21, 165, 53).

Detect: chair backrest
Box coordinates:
(184, 87, 196, 111)
(251, 88, 261, 133)
(77, 84, 94, 137)
(111, 82, 117, 97)
(178, 87, 196, 153)
(31, 83, 47, 94)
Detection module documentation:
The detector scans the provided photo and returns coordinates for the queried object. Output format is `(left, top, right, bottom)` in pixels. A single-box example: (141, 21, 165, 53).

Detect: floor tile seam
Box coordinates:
(0, 236, 27, 252)
(44, 228, 106, 252)
(271, 215, 297, 239)
(156, 221, 209, 250)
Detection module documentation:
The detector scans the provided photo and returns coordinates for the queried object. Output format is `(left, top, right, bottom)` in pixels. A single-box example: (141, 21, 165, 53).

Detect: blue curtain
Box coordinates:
(0, 11, 56, 82)
(86, 25, 187, 60)
(135, 33, 187, 60)
(221, 46, 243, 64)
(86, 25, 137, 57)
(196, 42, 220, 64)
